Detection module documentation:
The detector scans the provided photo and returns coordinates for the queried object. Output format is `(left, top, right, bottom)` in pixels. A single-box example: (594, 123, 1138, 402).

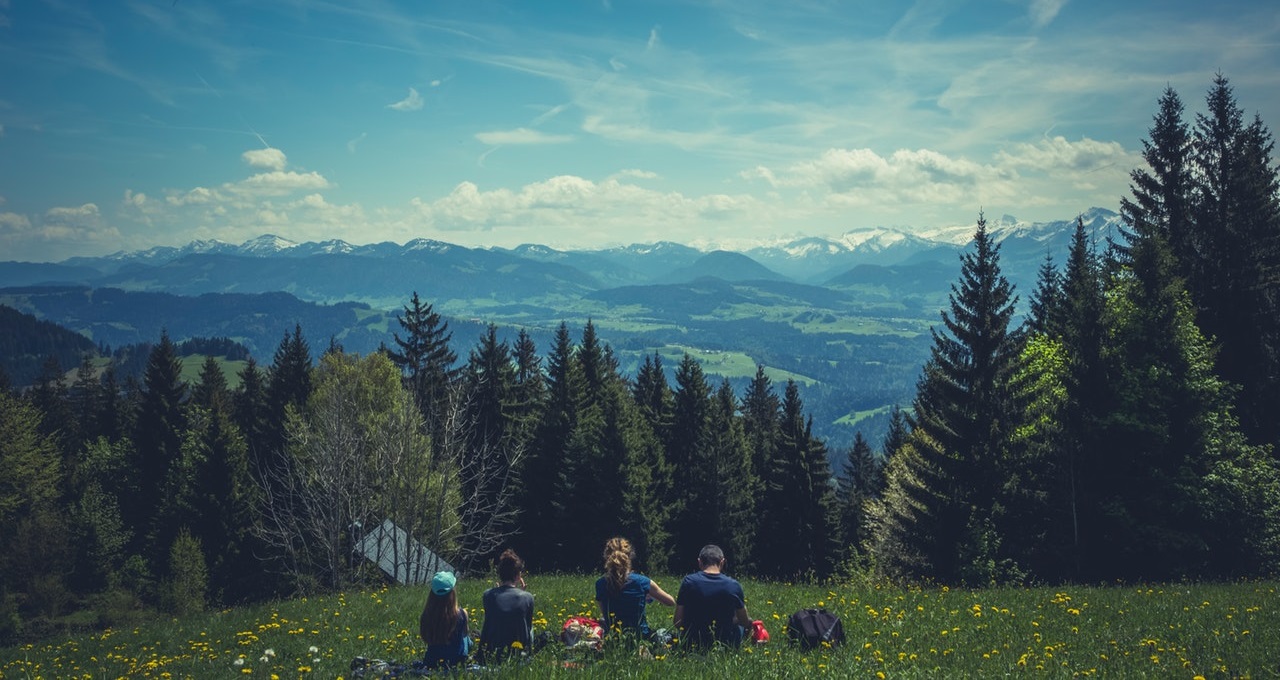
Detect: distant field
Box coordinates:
(3, 575, 1275, 678)
(178, 355, 248, 390)
(836, 405, 895, 427)
(651, 345, 819, 386)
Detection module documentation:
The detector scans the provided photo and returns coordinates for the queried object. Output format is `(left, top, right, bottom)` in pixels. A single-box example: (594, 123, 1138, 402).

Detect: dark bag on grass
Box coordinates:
(786, 608, 845, 650)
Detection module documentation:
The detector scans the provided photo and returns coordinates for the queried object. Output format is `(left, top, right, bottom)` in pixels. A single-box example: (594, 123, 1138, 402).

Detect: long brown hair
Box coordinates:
(420, 589, 459, 646)
(603, 537, 634, 594)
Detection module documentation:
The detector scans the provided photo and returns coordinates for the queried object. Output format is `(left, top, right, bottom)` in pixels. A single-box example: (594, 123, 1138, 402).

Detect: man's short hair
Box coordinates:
(697, 544, 725, 567)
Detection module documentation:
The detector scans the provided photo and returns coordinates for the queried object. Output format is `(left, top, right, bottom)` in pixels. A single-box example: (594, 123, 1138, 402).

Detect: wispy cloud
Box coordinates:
(475, 128, 574, 145)
(347, 132, 367, 153)
(387, 87, 423, 111)
(1029, 0, 1069, 29)
(647, 25, 660, 50)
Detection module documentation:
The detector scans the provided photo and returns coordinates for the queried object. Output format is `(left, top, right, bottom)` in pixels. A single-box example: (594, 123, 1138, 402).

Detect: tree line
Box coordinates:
(1, 75, 1278, 644)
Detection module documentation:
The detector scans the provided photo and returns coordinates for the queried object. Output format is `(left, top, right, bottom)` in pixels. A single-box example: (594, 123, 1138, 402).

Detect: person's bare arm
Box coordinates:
(648, 580, 676, 606)
(673, 604, 685, 628)
(734, 606, 751, 628)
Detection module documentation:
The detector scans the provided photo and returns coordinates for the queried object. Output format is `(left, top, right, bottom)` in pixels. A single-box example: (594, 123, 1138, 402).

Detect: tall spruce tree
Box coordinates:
(868, 214, 1026, 584)
(632, 353, 674, 448)
(1190, 74, 1280, 447)
(234, 358, 271, 477)
(387, 292, 457, 429)
(702, 379, 756, 569)
(1027, 253, 1065, 337)
(836, 432, 880, 565)
(130, 331, 188, 549)
(760, 381, 837, 578)
(520, 323, 580, 570)
(1056, 217, 1110, 580)
(666, 353, 714, 571)
(265, 324, 312, 468)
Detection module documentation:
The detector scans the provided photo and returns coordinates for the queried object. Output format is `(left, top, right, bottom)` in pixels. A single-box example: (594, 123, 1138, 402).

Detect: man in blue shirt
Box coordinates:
(674, 544, 753, 649)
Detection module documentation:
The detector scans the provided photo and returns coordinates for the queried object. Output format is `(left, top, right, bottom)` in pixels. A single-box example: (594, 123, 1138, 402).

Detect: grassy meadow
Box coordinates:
(2, 575, 1276, 678)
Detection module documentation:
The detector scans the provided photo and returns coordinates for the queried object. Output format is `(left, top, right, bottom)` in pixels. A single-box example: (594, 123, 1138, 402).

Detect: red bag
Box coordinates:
(561, 616, 604, 648)
(750, 619, 770, 644)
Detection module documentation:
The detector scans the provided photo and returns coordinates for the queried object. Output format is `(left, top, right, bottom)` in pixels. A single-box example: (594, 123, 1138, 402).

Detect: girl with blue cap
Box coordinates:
(420, 571, 472, 669)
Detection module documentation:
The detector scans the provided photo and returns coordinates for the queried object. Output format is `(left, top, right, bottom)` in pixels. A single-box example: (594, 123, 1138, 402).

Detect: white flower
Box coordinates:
(309, 646, 319, 654)
(232, 658, 245, 667)
(264, 648, 276, 658)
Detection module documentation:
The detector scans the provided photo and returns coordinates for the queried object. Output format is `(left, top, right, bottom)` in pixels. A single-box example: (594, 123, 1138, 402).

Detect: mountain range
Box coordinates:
(0, 207, 1127, 451)
(4, 208, 1124, 305)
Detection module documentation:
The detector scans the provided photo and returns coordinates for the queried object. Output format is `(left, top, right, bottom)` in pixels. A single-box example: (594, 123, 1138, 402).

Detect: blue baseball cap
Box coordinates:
(431, 571, 456, 596)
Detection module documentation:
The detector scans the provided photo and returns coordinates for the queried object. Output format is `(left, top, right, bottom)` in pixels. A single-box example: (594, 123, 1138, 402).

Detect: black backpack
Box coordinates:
(786, 608, 846, 650)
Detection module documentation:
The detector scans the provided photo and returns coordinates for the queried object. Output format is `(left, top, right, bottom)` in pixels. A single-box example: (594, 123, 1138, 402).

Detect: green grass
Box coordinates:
(3, 576, 1276, 678)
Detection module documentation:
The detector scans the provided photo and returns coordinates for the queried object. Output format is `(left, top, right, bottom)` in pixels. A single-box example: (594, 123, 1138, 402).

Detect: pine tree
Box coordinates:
(1027, 253, 1064, 337)
(130, 331, 188, 548)
(233, 358, 271, 477)
(459, 325, 520, 560)
(67, 356, 101, 455)
(632, 353, 674, 447)
(881, 405, 908, 460)
(665, 354, 713, 571)
(520, 323, 580, 570)
(836, 431, 880, 565)
(1189, 74, 1280, 446)
(869, 214, 1026, 584)
(510, 329, 545, 446)
(191, 355, 230, 413)
(1056, 217, 1110, 580)
(702, 379, 757, 569)
(265, 324, 312, 469)
(387, 292, 457, 428)
(762, 381, 838, 578)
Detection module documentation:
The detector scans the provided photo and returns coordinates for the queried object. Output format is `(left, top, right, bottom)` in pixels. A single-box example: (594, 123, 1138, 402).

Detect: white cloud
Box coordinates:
(387, 87, 424, 111)
(611, 169, 658, 180)
(408, 175, 769, 245)
(748, 147, 1015, 206)
(347, 132, 368, 153)
(167, 186, 220, 206)
(647, 25, 659, 50)
(46, 203, 102, 221)
(1029, 0, 1068, 29)
(242, 147, 288, 171)
(24, 203, 122, 247)
(474, 128, 574, 145)
(233, 171, 332, 197)
(0, 211, 31, 234)
(996, 136, 1133, 173)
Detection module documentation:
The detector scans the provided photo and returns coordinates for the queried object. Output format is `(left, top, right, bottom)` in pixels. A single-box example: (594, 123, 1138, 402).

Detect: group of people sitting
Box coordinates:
(418, 540, 754, 670)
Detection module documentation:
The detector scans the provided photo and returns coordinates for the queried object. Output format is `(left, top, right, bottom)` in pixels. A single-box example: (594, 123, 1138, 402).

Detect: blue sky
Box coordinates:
(2, 0, 1279, 261)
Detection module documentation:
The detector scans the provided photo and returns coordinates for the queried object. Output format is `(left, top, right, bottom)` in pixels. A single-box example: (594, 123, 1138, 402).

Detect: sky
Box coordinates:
(2, 0, 1279, 262)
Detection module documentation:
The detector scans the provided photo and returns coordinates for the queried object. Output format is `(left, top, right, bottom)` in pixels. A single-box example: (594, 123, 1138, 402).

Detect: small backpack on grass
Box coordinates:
(786, 608, 846, 650)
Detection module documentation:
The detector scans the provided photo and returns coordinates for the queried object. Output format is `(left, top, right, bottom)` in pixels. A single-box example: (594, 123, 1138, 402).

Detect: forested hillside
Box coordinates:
(1, 76, 1278, 646)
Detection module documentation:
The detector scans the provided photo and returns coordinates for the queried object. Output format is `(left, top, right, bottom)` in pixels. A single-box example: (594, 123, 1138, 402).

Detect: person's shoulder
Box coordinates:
(631, 572, 652, 586)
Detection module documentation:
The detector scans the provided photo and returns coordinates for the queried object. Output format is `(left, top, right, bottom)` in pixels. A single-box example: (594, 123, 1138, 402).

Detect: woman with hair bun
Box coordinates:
(595, 537, 675, 640)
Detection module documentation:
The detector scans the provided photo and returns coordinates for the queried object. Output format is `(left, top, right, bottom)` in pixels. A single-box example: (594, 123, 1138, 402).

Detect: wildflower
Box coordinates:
(309, 646, 319, 654)
(510, 641, 524, 650)
(233, 658, 245, 667)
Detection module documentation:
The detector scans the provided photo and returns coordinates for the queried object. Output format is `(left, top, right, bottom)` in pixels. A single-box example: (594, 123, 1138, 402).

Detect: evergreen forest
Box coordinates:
(1, 75, 1279, 645)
